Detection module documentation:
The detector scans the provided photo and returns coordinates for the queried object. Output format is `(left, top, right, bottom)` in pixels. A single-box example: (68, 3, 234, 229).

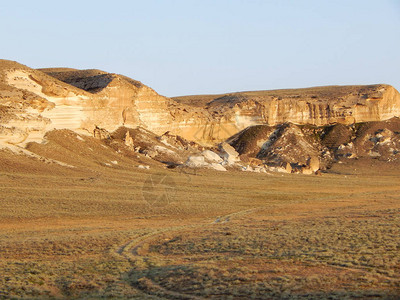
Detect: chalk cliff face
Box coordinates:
(1, 59, 400, 149)
(0, 61, 92, 146)
(40, 68, 222, 142)
(171, 84, 400, 144)
(202, 84, 400, 128)
(0, 61, 207, 147)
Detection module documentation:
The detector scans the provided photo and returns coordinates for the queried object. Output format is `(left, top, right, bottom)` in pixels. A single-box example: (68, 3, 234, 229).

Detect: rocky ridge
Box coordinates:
(227, 117, 400, 173)
(1, 59, 400, 174)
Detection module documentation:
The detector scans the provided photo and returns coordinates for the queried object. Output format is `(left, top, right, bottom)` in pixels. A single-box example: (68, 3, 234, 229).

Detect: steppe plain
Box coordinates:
(1, 144, 399, 299)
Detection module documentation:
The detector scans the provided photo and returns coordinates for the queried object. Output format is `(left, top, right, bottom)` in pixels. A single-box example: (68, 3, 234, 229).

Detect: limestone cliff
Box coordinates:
(195, 84, 400, 128)
(1, 59, 400, 149)
(40, 67, 221, 142)
(0, 60, 213, 147)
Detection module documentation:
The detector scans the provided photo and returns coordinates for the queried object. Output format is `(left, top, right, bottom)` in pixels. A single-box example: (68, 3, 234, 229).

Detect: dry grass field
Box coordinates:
(0, 147, 399, 299)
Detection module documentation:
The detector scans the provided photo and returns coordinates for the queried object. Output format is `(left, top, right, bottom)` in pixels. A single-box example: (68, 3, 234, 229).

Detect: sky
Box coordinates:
(0, 0, 399, 97)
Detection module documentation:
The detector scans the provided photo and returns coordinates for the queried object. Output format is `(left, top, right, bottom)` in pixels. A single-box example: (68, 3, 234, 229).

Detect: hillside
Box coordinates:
(0, 59, 400, 175)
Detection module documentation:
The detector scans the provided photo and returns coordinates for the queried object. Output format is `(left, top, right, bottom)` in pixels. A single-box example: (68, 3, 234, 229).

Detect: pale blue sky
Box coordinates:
(0, 0, 399, 96)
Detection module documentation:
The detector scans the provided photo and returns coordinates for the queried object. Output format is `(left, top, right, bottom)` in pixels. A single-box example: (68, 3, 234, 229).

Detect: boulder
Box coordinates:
(284, 162, 292, 173)
(241, 165, 253, 172)
(138, 165, 150, 169)
(124, 131, 134, 148)
(185, 155, 208, 168)
(307, 156, 320, 172)
(219, 142, 239, 164)
(301, 167, 314, 175)
(201, 150, 223, 163)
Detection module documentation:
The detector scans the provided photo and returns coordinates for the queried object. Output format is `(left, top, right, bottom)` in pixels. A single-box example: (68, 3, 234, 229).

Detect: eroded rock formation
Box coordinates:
(227, 117, 400, 171)
(1, 59, 400, 151)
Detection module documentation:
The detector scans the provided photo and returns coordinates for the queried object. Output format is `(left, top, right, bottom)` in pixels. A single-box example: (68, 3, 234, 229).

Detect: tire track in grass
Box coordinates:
(114, 207, 260, 299)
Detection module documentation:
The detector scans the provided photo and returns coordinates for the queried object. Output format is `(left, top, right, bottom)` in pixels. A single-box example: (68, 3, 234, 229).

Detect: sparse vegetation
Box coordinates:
(1, 148, 399, 298)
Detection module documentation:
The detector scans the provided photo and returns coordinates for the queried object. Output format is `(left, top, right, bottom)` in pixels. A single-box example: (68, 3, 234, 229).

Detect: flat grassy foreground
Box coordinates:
(0, 157, 399, 299)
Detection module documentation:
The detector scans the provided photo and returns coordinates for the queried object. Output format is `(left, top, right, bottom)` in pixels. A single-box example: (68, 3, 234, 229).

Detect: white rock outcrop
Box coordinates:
(201, 150, 223, 163)
(185, 152, 227, 171)
(185, 155, 208, 168)
(219, 142, 240, 165)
